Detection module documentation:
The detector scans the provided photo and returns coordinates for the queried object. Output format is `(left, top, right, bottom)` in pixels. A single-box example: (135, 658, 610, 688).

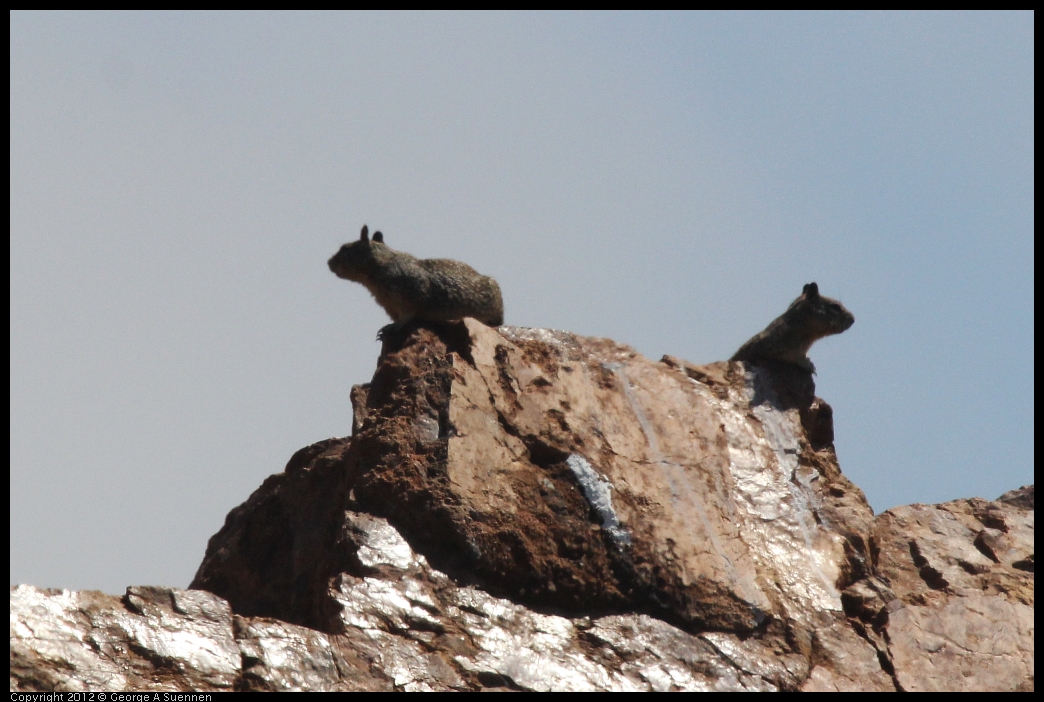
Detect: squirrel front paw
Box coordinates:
(376, 321, 406, 342)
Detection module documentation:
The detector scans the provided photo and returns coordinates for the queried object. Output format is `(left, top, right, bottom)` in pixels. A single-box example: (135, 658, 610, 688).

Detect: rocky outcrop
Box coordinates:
(867, 487, 1034, 692)
(10, 322, 1033, 691)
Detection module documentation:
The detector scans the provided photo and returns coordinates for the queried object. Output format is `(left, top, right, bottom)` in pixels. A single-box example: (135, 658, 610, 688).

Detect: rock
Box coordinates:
(10, 585, 240, 692)
(336, 322, 872, 637)
(998, 484, 1034, 511)
(188, 436, 356, 628)
(885, 595, 1033, 693)
(799, 623, 895, 692)
(870, 489, 1034, 691)
(6, 516, 810, 691)
(11, 322, 1033, 691)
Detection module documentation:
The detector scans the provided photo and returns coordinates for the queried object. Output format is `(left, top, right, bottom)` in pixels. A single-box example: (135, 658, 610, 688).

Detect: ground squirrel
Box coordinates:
(730, 283, 854, 373)
(328, 225, 504, 334)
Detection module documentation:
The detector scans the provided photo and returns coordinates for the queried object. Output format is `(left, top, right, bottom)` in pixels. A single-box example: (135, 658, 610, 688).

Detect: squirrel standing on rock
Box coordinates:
(328, 225, 504, 336)
(730, 283, 854, 373)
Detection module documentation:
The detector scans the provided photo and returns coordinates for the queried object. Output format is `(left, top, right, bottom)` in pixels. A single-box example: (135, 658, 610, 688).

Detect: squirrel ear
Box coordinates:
(803, 282, 819, 297)
(373, 231, 384, 243)
(360, 225, 369, 242)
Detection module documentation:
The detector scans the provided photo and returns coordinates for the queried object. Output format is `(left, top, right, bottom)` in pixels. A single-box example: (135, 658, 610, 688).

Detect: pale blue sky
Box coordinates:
(11, 11, 1033, 594)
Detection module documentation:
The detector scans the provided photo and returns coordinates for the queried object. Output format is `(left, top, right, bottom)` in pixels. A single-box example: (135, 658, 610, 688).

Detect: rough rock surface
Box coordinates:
(11, 322, 1033, 691)
(868, 487, 1034, 692)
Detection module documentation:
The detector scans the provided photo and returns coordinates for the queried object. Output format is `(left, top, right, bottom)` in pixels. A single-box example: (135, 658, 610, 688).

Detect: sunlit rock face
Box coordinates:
(868, 488, 1034, 692)
(337, 321, 872, 635)
(11, 322, 1033, 691)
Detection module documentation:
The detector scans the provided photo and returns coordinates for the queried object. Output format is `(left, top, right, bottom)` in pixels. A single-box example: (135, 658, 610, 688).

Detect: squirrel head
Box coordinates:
(328, 224, 384, 281)
(792, 282, 854, 336)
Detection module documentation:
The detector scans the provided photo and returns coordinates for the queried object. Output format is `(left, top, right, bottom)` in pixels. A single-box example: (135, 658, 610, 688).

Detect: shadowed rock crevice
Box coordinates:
(909, 541, 951, 591)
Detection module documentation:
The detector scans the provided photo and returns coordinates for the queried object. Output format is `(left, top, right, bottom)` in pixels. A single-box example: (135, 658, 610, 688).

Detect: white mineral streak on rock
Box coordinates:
(611, 366, 715, 529)
(610, 362, 766, 610)
(375, 643, 460, 692)
(750, 397, 842, 603)
(412, 413, 441, 444)
(450, 588, 622, 692)
(328, 517, 786, 691)
(328, 571, 465, 691)
(332, 575, 441, 635)
(688, 370, 844, 619)
(10, 585, 129, 691)
(448, 588, 763, 691)
(500, 326, 579, 348)
(699, 630, 808, 685)
(565, 453, 631, 547)
(235, 618, 382, 692)
(122, 589, 241, 680)
(9, 585, 240, 691)
(351, 512, 423, 571)
(588, 615, 782, 691)
(237, 621, 313, 673)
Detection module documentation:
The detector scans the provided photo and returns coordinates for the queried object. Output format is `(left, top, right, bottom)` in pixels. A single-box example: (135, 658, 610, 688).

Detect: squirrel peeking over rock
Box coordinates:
(329, 225, 504, 337)
(731, 282, 854, 373)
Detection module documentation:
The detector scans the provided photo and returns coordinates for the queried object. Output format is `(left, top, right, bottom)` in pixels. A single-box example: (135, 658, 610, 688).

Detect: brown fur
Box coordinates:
(329, 225, 504, 328)
(731, 283, 854, 373)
